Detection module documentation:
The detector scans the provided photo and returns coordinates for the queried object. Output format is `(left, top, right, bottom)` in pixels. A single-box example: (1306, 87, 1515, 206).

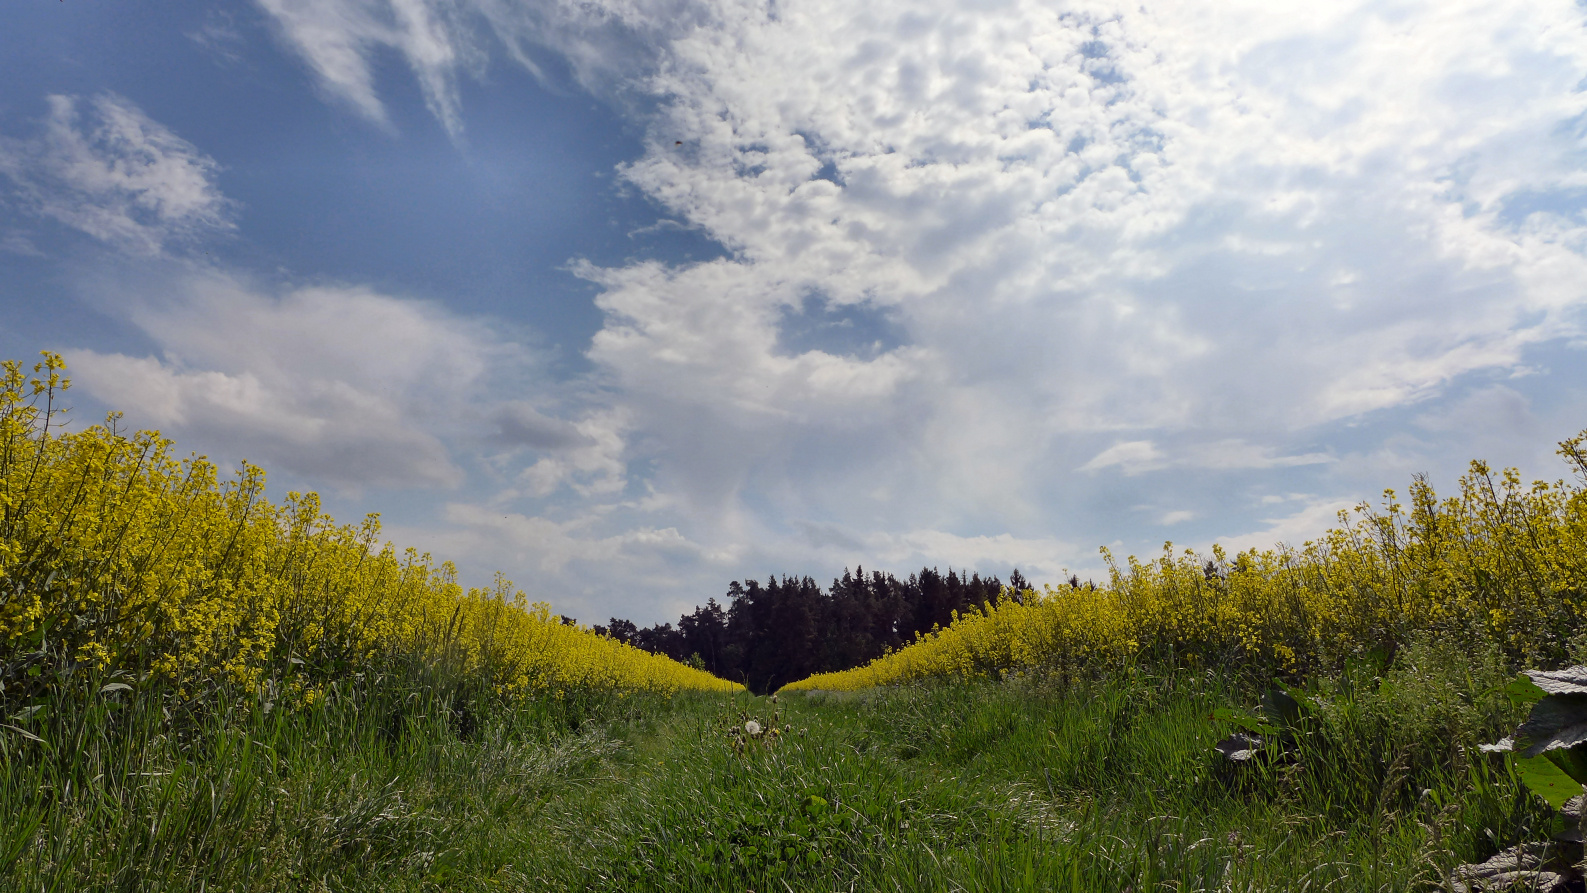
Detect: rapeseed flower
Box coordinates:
(0, 353, 741, 708)
(784, 432, 1587, 692)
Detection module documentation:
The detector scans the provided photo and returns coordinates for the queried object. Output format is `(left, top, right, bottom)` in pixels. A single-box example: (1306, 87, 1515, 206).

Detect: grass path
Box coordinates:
(0, 664, 1551, 891)
(499, 671, 1545, 892)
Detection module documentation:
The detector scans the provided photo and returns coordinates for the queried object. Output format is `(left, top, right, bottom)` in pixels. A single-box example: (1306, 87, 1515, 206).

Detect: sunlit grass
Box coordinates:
(510, 655, 1547, 892)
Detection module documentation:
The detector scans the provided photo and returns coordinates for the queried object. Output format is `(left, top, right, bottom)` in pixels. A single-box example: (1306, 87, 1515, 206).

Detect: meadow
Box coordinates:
(3, 655, 1550, 891)
(3, 349, 1584, 891)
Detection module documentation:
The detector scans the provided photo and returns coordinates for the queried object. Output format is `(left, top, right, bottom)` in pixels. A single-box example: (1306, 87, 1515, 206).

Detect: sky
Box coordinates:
(4, 0, 1587, 625)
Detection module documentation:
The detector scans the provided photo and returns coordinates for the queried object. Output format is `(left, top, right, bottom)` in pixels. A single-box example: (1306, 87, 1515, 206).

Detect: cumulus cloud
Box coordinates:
(68, 349, 462, 488)
(507, 408, 629, 498)
(488, 401, 592, 450)
(62, 270, 572, 492)
(438, 502, 719, 574)
(253, 0, 1587, 431)
(0, 94, 236, 256)
(236, 0, 1587, 616)
(378, 498, 750, 621)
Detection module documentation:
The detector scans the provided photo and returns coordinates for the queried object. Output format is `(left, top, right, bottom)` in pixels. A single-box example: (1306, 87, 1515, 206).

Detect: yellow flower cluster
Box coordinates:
(0, 354, 739, 701)
(785, 437, 1587, 692)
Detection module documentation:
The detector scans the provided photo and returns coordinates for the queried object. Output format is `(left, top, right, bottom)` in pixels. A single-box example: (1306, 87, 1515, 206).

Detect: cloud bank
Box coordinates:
(10, 1, 1587, 622)
(66, 275, 506, 490)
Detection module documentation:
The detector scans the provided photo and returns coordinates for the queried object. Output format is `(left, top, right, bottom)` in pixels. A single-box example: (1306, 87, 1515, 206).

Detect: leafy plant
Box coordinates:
(1484, 669, 1587, 811)
(1211, 683, 1307, 762)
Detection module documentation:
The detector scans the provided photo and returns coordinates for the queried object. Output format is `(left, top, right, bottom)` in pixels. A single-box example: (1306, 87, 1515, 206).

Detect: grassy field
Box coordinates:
(3, 638, 1557, 891)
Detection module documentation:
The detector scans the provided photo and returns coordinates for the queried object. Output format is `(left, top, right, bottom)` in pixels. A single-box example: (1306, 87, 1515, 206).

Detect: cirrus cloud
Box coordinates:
(0, 94, 237, 256)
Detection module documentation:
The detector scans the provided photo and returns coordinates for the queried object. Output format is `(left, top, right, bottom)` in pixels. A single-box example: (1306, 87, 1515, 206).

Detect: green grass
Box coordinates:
(0, 641, 1563, 891)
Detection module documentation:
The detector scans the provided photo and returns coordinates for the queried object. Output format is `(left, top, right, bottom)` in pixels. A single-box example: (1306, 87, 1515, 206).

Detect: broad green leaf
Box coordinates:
(1505, 674, 1549, 708)
(1516, 754, 1585, 811)
(1210, 707, 1278, 737)
(1517, 694, 1587, 756)
(1261, 686, 1303, 728)
(1546, 744, 1587, 787)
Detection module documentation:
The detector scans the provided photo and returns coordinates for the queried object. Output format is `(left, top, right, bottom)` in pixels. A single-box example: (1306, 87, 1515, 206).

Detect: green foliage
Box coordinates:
(0, 641, 1555, 890)
(1514, 754, 1580, 811)
(0, 668, 653, 890)
(1486, 666, 1587, 811)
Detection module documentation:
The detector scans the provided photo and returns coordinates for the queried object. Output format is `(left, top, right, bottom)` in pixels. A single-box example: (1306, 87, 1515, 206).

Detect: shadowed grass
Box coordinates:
(0, 673, 657, 891)
(0, 638, 1560, 891)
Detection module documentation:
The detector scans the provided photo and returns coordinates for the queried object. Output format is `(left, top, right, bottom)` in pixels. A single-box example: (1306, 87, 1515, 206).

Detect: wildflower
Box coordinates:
(745, 719, 762, 737)
(0, 352, 744, 706)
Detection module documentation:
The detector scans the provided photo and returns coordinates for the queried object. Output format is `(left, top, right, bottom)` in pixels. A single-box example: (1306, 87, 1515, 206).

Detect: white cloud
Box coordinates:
(577, 256, 937, 519)
(437, 502, 713, 574)
(1414, 384, 1538, 436)
(206, 0, 1587, 619)
(68, 349, 462, 488)
(380, 498, 749, 622)
(62, 270, 582, 492)
(0, 94, 236, 256)
(0, 231, 44, 257)
(250, 0, 1587, 445)
(530, 0, 1587, 559)
(508, 408, 629, 498)
(488, 400, 593, 450)
(187, 11, 248, 65)
(860, 529, 1080, 581)
(256, 0, 484, 137)
(1079, 441, 1166, 475)
(1080, 439, 1333, 476)
(1211, 497, 1360, 555)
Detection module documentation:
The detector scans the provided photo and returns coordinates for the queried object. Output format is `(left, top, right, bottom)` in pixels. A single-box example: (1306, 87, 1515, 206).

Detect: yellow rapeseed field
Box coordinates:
(0, 354, 739, 704)
(785, 431, 1587, 692)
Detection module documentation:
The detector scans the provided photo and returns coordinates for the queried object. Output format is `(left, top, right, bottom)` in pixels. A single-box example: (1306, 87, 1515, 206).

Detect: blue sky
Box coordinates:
(5, 0, 1587, 625)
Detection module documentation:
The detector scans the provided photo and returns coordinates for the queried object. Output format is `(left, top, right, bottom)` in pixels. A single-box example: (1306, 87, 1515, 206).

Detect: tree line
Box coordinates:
(591, 567, 1037, 693)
